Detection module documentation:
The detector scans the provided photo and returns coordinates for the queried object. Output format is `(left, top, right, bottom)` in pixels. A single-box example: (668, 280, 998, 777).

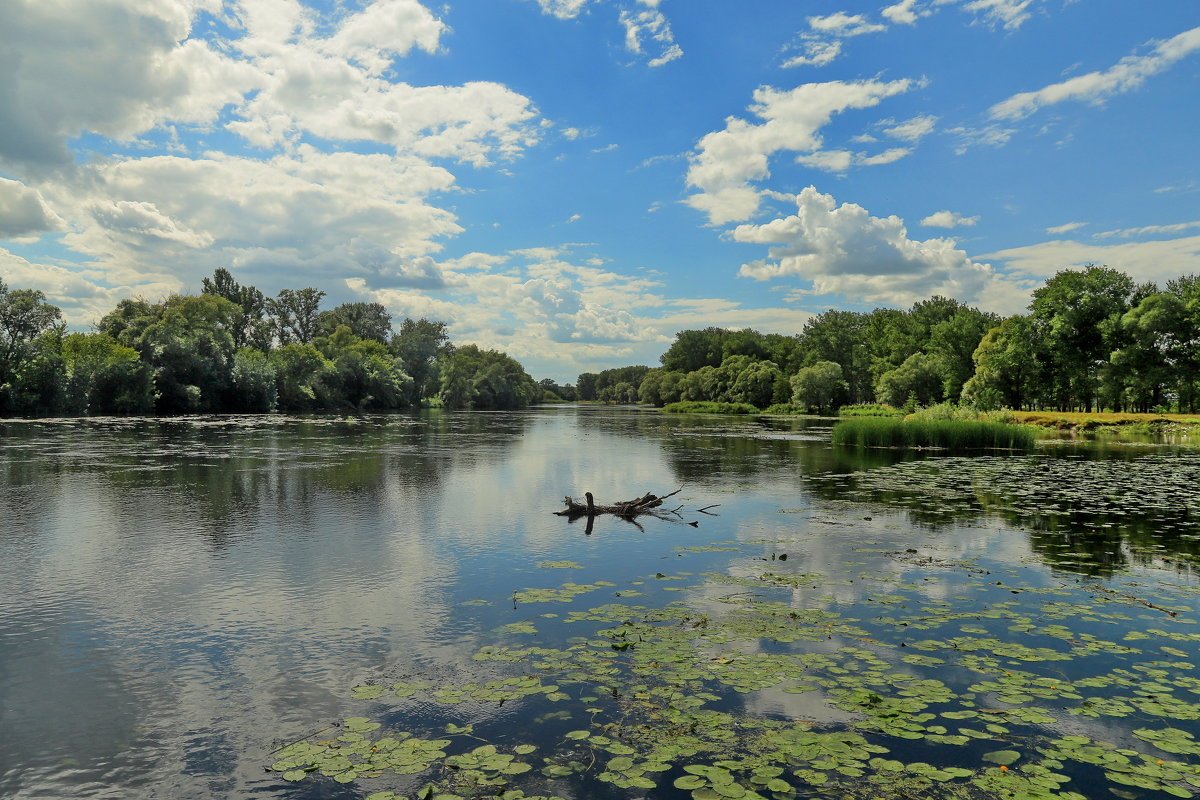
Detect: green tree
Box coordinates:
(316, 326, 412, 410)
(1030, 266, 1135, 410)
(318, 302, 392, 343)
(228, 348, 279, 412)
(391, 317, 451, 401)
(0, 281, 64, 412)
(638, 369, 684, 406)
(797, 310, 870, 404)
(201, 268, 272, 350)
(730, 360, 782, 408)
(661, 328, 727, 373)
(875, 352, 944, 408)
(439, 345, 538, 410)
(790, 361, 847, 414)
(928, 307, 1000, 401)
(269, 288, 325, 344)
(134, 294, 241, 413)
(962, 316, 1039, 410)
(269, 343, 332, 411)
(62, 332, 155, 414)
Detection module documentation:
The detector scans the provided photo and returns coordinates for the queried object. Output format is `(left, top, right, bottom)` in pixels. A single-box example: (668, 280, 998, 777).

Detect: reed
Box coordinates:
(662, 401, 760, 415)
(832, 417, 1035, 451)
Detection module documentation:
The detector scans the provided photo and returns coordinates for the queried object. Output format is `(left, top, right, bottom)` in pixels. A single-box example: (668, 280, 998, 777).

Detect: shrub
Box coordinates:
(838, 404, 903, 417)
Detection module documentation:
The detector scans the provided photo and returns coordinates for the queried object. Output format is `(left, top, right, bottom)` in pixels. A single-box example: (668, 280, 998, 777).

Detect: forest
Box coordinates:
(0, 269, 541, 416)
(577, 266, 1200, 415)
(3, 265, 1199, 418)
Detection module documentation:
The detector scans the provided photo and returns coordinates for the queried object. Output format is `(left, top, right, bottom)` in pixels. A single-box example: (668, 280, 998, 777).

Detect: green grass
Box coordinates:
(662, 401, 760, 415)
(838, 403, 904, 418)
(762, 403, 808, 415)
(832, 417, 1036, 451)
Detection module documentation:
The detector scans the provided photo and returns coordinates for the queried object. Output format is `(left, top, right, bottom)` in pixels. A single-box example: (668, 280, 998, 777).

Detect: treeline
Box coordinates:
(0, 269, 541, 416)
(582, 266, 1200, 415)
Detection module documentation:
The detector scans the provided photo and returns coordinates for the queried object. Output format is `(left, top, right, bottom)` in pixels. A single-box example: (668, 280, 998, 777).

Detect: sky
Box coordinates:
(0, 0, 1198, 382)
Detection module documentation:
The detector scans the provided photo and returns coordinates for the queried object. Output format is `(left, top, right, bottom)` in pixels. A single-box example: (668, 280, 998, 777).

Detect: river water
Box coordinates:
(2, 408, 1199, 799)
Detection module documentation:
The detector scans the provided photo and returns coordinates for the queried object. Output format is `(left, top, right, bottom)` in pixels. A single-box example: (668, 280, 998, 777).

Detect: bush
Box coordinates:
(662, 401, 760, 415)
(762, 403, 808, 415)
(832, 417, 1036, 451)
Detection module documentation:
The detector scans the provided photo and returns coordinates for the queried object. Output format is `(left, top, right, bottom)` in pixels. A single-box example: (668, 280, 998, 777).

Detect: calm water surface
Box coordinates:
(2, 408, 1199, 799)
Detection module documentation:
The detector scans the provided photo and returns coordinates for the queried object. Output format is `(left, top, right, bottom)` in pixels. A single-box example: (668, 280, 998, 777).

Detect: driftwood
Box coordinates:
(555, 488, 701, 533)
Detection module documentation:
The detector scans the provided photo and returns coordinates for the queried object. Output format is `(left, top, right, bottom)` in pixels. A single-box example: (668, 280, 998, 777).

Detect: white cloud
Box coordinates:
(619, 3, 683, 67)
(1095, 220, 1200, 240)
(921, 210, 979, 228)
(991, 26, 1200, 121)
(531, 0, 592, 19)
(566, 213, 583, 223)
(960, 0, 1034, 31)
(0, 248, 150, 325)
(685, 78, 916, 224)
(0, 0, 257, 168)
(881, 114, 938, 142)
(781, 40, 843, 69)
(807, 12, 886, 37)
(732, 187, 1006, 308)
(984, 235, 1200, 286)
(795, 147, 911, 173)
(0, 178, 62, 239)
(1045, 221, 1087, 235)
(882, 0, 924, 25)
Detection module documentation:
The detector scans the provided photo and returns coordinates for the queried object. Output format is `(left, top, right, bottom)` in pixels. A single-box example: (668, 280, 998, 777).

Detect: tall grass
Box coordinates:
(662, 401, 759, 415)
(832, 416, 1035, 451)
(838, 403, 904, 418)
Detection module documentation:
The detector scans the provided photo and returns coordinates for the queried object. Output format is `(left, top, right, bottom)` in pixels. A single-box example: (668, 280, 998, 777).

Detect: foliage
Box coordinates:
(270, 287, 326, 345)
(0, 280, 65, 413)
(838, 404, 904, 417)
(62, 333, 155, 414)
(317, 302, 392, 343)
(832, 417, 1036, 450)
(662, 401, 760, 415)
(391, 318, 452, 401)
(438, 345, 539, 410)
(875, 352, 945, 408)
(790, 360, 846, 414)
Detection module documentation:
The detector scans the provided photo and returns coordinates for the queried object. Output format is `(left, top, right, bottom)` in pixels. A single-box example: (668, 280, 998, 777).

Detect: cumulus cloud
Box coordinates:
(531, 0, 592, 19)
(0, 248, 153, 325)
(685, 79, 916, 224)
(882, 0, 925, 25)
(921, 210, 979, 228)
(0, 0, 257, 169)
(882, 0, 1040, 31)
(0, 178, 62, 238)
(732, 187, 1001, 307)
(991, 26, 1200, 121)
(806, 12, 886, 37)
(781, 40, 844, 69)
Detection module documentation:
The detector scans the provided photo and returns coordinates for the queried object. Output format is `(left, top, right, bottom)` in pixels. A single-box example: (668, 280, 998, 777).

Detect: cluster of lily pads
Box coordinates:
(268, 452, 1200, 799)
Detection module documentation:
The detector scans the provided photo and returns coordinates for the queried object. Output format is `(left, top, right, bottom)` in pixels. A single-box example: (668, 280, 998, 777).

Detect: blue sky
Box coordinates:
(1, 0, 1198, 381)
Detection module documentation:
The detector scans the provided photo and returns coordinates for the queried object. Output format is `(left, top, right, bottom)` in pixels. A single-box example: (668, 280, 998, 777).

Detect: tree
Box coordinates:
(1030, 266, 1135, 410)
(316, 326, 412, 410)
(228, 348, 278, 412)
(318, 302, 392, 343)
(133, 294, 241, 413)
(963, 316, 1039, 410)
(875, 352, 944, 408)
(638, 369, 684, 406)
(391, 317, 451, 401)
(730, 360, 783, 409)
(790, 361, 846, 414)
(439, 345, 538, 410)
(269, 288, 325, 344)
(0, 281, 64, 412)
(661, 328, 727, 373)
(928, 307, 1000, 401)
(269, 344, 332, 411)
(797, 310, 870, 404)
(201, 268, 272, 350)
(576, 372, 599, 401)
(62, 332, 155, 415)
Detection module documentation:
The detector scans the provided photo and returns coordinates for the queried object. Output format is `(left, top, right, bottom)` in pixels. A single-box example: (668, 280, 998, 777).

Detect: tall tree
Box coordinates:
(661, 328, 728, 373)
(0, 281, 64, 412)
(201, 268, 271, 350)
(317, 302, 392, 343)
(391, 317, 451, 400)
(269, 288, 325, 345)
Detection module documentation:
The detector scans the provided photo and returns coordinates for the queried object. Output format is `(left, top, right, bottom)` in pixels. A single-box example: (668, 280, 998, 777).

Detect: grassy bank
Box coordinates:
(1010, 410, 1200, 434)
(832, 416, 1036, 451)
(662, 401, 760, 415)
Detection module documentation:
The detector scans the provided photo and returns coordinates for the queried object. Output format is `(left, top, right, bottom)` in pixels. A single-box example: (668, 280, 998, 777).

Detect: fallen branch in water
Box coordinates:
(554, 488, 699, 532)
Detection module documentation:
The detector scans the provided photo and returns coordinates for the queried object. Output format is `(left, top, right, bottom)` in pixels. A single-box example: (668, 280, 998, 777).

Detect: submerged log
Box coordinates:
(555, 488, 699, 532)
